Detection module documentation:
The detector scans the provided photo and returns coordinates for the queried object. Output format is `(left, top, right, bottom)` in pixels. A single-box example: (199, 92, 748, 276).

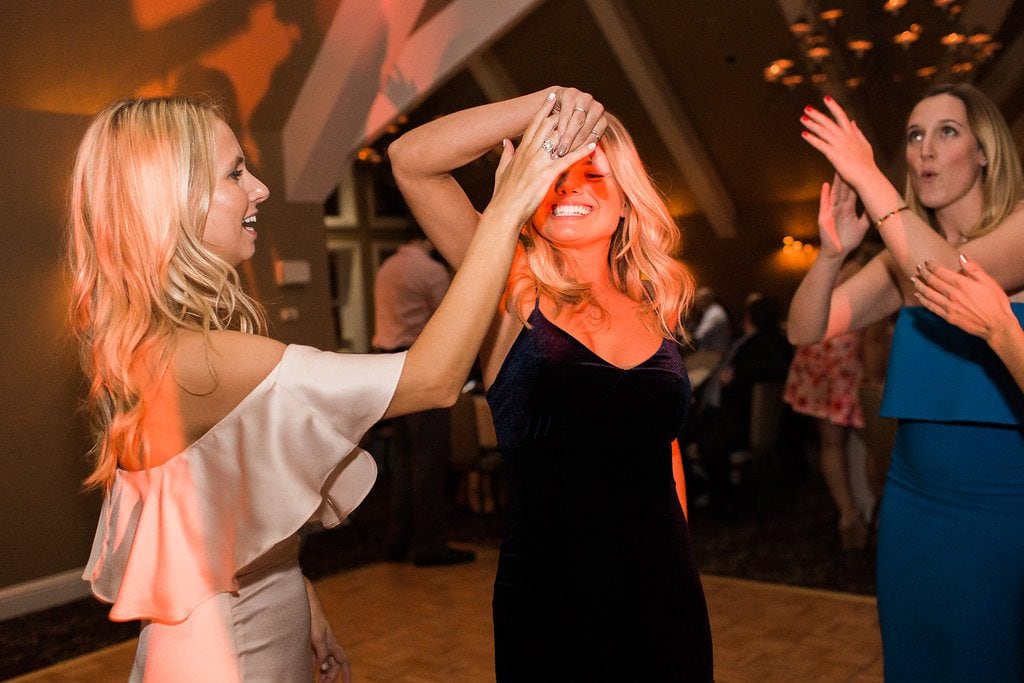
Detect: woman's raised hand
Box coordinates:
(488, 93, 598, 226)
(551, 87, 607, 158)
(818, 173, 870, 259)
(913, 256, 1017, 342)
(800, 96, 879, 190)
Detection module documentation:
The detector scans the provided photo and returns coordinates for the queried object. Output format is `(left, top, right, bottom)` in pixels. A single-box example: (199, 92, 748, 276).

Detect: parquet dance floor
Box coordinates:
(12, 547, 882, 682)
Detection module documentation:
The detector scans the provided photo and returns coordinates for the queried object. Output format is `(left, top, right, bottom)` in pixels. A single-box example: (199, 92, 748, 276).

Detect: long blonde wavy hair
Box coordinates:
(68, 97, 266, 489)
(505, 113, 695, 338)
(905, 83, 1024, 240)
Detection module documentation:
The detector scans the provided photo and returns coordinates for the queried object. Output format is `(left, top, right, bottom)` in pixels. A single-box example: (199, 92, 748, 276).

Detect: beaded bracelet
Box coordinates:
(874, 205, 910, 230)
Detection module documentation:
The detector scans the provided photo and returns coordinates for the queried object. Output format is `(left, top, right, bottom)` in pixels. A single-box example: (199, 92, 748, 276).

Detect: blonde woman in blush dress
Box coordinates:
(390, 87, 713, 682)
(70, 95, 592, 681)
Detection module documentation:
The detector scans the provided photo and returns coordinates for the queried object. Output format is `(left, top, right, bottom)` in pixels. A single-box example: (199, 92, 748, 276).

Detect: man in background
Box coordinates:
(373, 231, 475, 566)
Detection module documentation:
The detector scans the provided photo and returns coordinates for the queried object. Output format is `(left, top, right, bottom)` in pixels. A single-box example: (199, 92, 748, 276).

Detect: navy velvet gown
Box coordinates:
(487, 307, 713, 682)
(877, 305, 1024, 681)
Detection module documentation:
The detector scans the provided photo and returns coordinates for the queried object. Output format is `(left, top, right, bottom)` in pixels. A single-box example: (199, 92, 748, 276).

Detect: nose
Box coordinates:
(554, 169, 581, 195)
(251, 176, 270, 204)
(918, 134, 935, 160)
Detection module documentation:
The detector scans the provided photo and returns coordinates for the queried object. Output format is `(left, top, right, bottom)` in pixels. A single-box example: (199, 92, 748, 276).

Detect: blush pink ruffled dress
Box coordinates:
(82, 345, 405, 682)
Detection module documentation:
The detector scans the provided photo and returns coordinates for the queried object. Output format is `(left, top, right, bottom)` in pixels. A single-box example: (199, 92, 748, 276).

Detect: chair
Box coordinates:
(729, 381, 786, 506)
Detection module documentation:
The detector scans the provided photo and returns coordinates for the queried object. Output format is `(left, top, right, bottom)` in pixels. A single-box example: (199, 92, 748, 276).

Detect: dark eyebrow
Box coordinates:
(233, 155, 245, 166)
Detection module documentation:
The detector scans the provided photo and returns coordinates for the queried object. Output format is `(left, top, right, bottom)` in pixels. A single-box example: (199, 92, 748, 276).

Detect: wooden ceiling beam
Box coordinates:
(584, 0, 736, 238)
(282, 0, 544, 203)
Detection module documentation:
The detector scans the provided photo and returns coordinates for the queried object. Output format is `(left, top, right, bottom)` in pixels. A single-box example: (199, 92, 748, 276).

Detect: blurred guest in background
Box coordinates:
(698, 295, 792, 515)
(373, 231, 475, 567)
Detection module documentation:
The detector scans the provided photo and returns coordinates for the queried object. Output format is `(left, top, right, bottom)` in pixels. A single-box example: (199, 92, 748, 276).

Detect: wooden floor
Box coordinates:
(13, 547, 882, 682)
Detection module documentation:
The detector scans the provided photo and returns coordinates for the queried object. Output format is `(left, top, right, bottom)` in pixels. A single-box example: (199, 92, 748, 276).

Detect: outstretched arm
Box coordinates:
(383, 94, 600, 417)
(914, 255, 1024, 392)
(801, 96, 1024, 290)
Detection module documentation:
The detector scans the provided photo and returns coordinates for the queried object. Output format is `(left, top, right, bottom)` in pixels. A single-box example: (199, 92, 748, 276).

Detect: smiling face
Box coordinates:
(530, 146, 625, 250)
(905, 93, 987, 214)
(202, 119, 269, 266)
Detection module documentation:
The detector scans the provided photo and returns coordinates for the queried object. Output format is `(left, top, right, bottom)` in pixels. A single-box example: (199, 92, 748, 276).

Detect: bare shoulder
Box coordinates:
(173, 329, 286, 398)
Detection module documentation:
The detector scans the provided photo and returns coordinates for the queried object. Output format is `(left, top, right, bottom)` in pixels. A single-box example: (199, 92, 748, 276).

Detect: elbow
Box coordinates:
(420, 376, 463, 411)
(387, 136, 411, 176)
(787, 328, 822, 346)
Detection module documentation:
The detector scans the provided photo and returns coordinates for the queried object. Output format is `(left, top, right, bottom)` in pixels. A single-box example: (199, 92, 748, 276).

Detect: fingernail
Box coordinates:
(804, 106, 813, 113)
(558, 145, 568, 156)
(959, 253, 968, 265)
(801, 131, 809, 137)
(824, 95, 833, 102)
(916, 263, 923, 273)
(587, 142, 596, 149)
(800, 115, 809, 122)
(501, 138, 508, 148)
(547, 92, 556, 100)
(910, 276, 917, 284)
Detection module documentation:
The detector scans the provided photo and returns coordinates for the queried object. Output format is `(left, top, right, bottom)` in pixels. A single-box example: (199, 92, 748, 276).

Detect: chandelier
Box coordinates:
(764, 1, 1001, 91)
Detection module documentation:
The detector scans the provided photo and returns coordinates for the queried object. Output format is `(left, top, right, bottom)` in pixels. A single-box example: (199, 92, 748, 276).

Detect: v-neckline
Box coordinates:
(533, 308, 667, 371)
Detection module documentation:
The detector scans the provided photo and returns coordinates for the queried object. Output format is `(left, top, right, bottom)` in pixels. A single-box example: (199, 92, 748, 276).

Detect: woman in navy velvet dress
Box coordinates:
(789, 83, 1024, 680)
(390, 87, 713, 681)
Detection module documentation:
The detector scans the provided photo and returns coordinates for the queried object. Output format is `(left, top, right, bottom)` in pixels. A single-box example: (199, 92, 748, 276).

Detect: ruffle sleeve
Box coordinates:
(82, 345, 406, 623)
(880, 305, 1024, 426)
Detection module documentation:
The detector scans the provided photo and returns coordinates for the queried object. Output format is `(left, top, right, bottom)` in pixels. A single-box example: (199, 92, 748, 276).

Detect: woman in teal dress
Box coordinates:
(789, 83, 1024, 680)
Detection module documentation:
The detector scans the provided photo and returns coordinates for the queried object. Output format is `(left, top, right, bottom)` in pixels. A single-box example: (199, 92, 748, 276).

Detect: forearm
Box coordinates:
(390, 88, 559, 179)
(787, 253, 846, 345)
(853, 170, 960, 276)
(987, 314, 1024, 394)
(385, 203, 522, 415)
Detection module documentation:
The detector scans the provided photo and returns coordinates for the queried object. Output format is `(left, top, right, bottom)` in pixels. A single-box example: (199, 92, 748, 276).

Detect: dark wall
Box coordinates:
(0, 109, 100, 586)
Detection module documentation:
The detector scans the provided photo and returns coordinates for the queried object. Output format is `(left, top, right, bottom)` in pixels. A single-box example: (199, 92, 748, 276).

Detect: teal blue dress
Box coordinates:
(878, 304, 1024, 681)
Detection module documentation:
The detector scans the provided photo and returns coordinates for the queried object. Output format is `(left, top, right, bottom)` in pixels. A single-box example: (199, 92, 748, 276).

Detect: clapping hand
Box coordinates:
(800, 96, 879, 191)
(817, 173, 870, 260)
(913, 256, 1016, 342)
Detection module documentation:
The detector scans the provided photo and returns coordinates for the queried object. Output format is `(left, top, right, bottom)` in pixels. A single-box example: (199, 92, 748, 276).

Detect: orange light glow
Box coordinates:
(136, 1, 299, 166)
(130, 0, 215, 30)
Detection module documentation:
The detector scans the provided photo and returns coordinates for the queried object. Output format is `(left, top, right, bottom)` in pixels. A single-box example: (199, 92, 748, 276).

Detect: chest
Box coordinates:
(540, 301, 663, 370)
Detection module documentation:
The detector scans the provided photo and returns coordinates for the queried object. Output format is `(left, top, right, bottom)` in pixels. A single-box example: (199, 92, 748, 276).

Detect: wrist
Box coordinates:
(987, 313, 1024, 354)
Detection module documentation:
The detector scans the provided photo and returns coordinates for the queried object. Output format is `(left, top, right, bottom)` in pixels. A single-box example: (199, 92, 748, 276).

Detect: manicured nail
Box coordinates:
(824, 95, 833, 102)
(800, 115, 809, 122)
(910, 276, 917, 284)
(558, 145, 568, 156)
(801, 131, 809, 137)
(587, 142, 596, 149)
(547, 92, 556, 100)
(959, 253, 969, 265)
(916, 263, 923, 274)
(804, 106, 813, 113)
(501, 138, 508, 148)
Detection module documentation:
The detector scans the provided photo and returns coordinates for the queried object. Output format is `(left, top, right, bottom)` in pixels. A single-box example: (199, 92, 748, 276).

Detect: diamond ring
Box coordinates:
(541, 139, 555, 153)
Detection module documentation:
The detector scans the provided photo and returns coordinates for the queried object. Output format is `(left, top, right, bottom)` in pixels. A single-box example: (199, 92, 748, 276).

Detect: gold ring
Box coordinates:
(573, 107, 587, 115)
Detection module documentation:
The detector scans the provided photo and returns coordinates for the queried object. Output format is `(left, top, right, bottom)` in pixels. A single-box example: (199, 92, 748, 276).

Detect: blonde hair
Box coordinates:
(505, 113, 695, 338)
(904, 83, 1024, 240)
(68, 97, 266, 489)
